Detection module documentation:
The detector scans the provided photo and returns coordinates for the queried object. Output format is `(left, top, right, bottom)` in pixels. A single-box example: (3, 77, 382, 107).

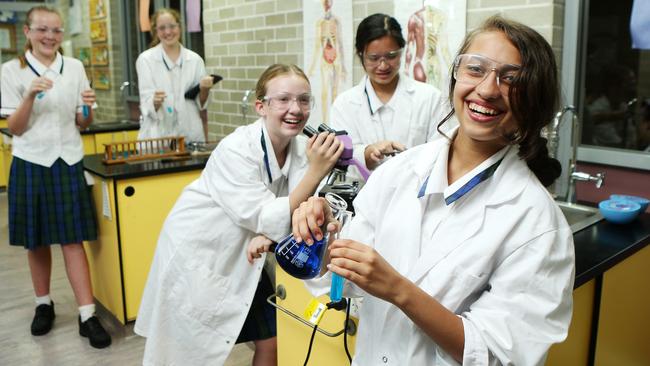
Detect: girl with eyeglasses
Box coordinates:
(136, 8, 217, 143)
(0, 6, 110, 348)
(292, 16, 574, 365)
(329, 13, 449, 180)
(135, 64, 343, 365)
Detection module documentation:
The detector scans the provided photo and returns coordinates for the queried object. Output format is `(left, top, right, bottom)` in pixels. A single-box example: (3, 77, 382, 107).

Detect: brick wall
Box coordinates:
(203, 0, 562, 141)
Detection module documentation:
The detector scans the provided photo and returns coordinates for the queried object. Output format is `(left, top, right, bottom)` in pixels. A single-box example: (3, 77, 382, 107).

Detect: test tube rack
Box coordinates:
(102, 136, 189, 165)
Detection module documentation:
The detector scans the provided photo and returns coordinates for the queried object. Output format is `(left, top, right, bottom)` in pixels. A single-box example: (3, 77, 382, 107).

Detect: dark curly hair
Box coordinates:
(438, 15, 561, 187)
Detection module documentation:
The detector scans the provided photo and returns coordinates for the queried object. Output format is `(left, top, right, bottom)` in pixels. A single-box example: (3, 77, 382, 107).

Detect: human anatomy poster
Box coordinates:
(303, 0, 353, 127)
(395, 0, 466, 93)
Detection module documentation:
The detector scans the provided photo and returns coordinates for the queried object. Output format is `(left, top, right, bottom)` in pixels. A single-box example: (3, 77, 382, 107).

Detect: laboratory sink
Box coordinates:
(555, 201, 603, 234)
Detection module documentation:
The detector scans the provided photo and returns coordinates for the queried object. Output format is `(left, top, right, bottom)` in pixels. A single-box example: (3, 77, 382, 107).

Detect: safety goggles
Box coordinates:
(453, 53, 521, 92)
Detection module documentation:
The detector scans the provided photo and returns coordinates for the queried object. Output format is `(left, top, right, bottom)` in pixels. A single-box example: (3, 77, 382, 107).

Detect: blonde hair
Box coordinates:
(255, 64, 310, 101)
(18, 6, 64, 68)
(149, 8, 183, 48)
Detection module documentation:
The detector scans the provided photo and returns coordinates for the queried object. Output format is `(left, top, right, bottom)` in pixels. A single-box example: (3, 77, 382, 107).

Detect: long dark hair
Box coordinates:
(439, 15, 561, 187)
(355, 13, 405, 66)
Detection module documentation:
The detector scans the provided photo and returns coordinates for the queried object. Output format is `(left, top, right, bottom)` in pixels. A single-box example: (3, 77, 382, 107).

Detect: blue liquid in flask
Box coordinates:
(275, 233, 328, 280)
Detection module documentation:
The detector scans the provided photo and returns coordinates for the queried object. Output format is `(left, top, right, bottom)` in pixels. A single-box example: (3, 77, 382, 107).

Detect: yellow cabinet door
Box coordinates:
(276, 268, 357, 365)
(594, 245, 650, 366)
(115, 171, 199, 321)
(82, 134, 96, 155)
(546, 280, 595, 366)
(94, 130, 139, 154)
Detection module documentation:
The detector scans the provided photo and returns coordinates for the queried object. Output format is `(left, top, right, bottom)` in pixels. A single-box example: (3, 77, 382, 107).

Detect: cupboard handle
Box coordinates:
(266, 285, 355, 337)
(124, 186, 135, 197)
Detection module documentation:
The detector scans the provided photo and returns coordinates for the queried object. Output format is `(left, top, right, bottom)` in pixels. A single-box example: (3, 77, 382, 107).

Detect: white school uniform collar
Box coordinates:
(417, 129, 510, 205)
(363, 74, 410, 115)
(25, 50, 63, 77)
(159, 44, 185, 70)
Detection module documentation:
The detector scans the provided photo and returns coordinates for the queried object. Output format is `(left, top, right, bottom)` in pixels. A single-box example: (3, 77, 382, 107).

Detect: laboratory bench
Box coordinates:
(81, 153, 210, 324)
(0, 120, 140, 189)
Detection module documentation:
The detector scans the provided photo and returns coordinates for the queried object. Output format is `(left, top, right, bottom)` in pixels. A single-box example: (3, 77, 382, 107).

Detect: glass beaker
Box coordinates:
(275, 193, 350, 281)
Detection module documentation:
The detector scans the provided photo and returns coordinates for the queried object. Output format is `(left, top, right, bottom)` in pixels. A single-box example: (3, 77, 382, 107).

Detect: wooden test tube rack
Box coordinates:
(102, 136, 189, 165)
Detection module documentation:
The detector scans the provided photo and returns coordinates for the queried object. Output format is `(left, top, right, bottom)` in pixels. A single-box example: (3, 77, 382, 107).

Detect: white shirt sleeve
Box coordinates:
(136, 54, 163, 121)
(204, 139, 291, 242)
(1, 61, 22, 115)
(461, 228, 575, 366)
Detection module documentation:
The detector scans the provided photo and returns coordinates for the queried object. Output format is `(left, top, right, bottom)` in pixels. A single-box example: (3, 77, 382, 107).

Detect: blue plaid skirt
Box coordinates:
(8, 157, 97, 249)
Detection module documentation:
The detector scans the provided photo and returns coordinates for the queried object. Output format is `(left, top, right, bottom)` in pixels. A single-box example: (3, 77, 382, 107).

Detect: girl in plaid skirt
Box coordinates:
(0, 6, 110, 348)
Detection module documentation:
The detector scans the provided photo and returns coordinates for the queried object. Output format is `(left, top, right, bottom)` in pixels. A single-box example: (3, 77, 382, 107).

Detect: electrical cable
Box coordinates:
(343, 297, 352, 363)
(303, 322, 319, 366)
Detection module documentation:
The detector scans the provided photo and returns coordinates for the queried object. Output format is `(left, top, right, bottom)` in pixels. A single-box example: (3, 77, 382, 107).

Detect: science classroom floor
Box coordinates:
(0, 192, 254, 365)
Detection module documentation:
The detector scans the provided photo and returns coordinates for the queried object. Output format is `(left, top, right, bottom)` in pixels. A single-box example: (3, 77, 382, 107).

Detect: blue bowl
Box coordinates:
(610, 194, 649, 212)
(599, 199, 642, 224)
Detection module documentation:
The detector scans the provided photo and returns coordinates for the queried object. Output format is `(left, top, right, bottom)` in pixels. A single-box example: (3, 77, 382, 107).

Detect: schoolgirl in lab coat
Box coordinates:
(134, 64, 343, 366)
(330, 13, 448, 178)
(291, 16, 575, 365)
(136, 8, 216, 143)
(0, 6, 111, 348)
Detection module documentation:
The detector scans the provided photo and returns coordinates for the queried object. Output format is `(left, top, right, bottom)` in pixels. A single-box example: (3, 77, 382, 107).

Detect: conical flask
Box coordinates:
(275, 193, 349, 280)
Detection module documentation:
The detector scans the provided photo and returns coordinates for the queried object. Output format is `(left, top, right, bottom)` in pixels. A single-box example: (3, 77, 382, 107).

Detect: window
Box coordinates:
(564, 0, 650, 171)
(119, 0, 204, 100)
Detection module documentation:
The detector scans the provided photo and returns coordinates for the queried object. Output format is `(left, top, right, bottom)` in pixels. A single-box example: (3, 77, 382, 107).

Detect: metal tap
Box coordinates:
(241, 89, 254, 123)
(543, 105, 605, 203)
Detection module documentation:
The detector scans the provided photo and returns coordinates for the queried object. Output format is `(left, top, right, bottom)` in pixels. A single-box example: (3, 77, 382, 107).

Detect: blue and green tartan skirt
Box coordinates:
(8, 157, 97, 249)
(236, 269, 277, 343)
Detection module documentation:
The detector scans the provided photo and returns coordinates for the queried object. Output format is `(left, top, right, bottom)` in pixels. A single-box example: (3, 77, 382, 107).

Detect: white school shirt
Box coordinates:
(136, 44, 208, 142)
(329, 74, 451, 180)
(307, 131, 575, 365)
(134, 118, 309, 366)
(0, 51, 91, 167)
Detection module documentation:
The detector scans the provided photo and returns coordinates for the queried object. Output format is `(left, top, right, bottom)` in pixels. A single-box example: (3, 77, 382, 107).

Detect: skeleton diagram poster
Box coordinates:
(303, 0, 353, 127)
(395, 0, 466, 93)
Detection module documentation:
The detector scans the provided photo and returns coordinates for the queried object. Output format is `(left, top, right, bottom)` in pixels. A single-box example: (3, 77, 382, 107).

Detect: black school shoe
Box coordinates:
(79, 316, 112, 348)
(31, 302, 55, 336)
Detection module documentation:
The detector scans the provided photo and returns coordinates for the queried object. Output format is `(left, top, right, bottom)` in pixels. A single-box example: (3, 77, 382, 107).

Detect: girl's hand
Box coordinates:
(327, 239, 404, 303)
(364, 140, 405, 170)
(199, 75, 215, 90)
(153, 90, 166, 110)
(28, 77, 53, 98)
(81, 89, 96, 106)
(291, 196, 340, 245)
(246, 235, 274, 264)
(306, 132, 344, 180)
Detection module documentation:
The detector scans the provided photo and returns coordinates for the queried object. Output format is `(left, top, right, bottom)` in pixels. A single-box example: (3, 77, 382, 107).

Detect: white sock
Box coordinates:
(35, 294, 52, 306)
(79, 304, 96, 322)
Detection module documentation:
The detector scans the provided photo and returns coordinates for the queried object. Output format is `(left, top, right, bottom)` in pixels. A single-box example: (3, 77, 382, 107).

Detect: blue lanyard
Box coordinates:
(260, 129, 273, 184)
(364, 85, 375, 116)
(418, 157, 505, 205)
(25, 58, 64, 77)
(162, 54, 182, 71)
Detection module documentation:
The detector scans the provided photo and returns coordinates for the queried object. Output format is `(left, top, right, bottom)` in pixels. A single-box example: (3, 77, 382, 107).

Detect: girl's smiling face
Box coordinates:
(24, 10, 63, 63)
(453, 31, 522, 151)
(155, 12, 181, 48)
(256, 74, 312, 144)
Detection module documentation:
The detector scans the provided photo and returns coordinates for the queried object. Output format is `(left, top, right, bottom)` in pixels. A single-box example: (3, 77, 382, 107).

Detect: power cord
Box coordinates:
(303, 299, 352, 365)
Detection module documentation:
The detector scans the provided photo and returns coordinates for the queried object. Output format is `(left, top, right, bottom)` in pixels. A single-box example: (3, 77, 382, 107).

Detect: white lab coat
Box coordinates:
(136, 44, 208, 142)
(329, 74, 450, 180)
(307, 131, 575, 365)
(134, 118, 309, 366)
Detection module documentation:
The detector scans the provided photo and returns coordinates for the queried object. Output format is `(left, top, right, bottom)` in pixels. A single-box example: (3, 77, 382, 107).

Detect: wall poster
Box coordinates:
(302, 0, 353, 127)
(395, 0, 466, 93)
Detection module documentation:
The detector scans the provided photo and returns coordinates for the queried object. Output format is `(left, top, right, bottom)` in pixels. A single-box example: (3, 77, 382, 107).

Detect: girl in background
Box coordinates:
(330, 13, 448, 179)
(1, 6, 110, 349)
(135, 64, 343, 365)
(137, 8, 217, 142)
